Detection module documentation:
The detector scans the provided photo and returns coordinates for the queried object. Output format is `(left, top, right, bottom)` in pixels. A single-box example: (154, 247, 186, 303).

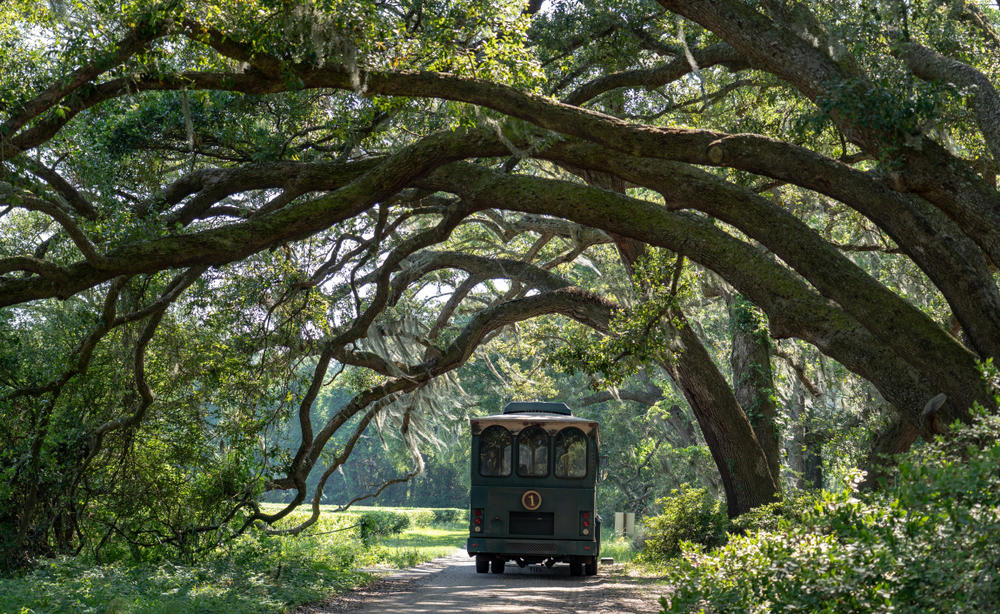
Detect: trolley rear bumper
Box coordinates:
(466, 538, 597, 558)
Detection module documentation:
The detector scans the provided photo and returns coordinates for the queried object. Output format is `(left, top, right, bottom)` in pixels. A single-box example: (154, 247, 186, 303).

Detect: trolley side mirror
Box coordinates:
(599, 455, 609, 481)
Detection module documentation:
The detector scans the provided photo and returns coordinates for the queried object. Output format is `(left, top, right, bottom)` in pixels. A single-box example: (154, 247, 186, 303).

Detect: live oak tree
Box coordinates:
(3, 0, 1000, 561)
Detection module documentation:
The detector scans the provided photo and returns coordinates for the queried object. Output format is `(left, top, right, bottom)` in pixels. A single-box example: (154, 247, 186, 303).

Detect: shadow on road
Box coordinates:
(475, 562, 593, 582)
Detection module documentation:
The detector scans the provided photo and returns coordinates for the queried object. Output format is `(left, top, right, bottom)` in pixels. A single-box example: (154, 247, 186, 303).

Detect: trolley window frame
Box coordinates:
(553, 427, 589, 479)
(478, 424, 513, 477)
(516, 425, 551, 478)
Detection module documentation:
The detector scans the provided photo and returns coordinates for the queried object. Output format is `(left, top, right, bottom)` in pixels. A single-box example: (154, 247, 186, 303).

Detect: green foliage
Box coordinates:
(349, 506, 464, 530)
(728, 294, 769, 346)
(640, 486, 728, 560)
(600, 534, 642, 566)
(357, 510, 411, 544)
(551, 249, 690, 389)
(404, 509, 436, 527)
(1, 509, 466, 614)
(726, 489, 822, 535)
(430, 508, 466, 524)
(656, 403, 1000, 613)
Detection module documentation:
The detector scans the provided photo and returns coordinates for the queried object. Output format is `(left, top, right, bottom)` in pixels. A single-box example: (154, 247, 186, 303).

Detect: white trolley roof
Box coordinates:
(469, 412, 599, 444)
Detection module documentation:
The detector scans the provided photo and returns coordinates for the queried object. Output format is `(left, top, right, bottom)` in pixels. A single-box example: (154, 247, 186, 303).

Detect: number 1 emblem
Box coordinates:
(522, 490, 542, 510)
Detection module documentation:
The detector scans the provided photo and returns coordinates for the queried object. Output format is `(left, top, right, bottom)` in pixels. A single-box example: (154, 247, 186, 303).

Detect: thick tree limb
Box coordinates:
(0, 16, 169, 137)
(391, 251, 573, 305)
(579, 388, 663, 407)
(894, 40, 1000, 167)
(7, 40, 998, 282)
(0, 129, 504, 308)
(0, 257, 70, 286)
(417, 162, 967, 432)
(537, 136, 1000, 364)
(657, 0, 1000, 274)
(279, 205, 476, 495)
(530, 141, 992, 411)
(14, 158, 99, 220)
(1, 187, 110, 269)
(265, 285, 617, 506)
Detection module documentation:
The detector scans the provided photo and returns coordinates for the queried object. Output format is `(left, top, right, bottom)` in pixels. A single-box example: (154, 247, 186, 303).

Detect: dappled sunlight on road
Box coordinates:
(316, 551, 659, 614)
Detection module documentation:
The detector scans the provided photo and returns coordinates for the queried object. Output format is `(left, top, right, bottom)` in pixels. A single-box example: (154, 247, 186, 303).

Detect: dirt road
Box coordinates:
(298, 550, 663, 614)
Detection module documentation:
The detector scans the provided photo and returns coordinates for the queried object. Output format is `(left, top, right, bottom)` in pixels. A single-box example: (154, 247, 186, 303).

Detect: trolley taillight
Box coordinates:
(472, 508, 484, 533)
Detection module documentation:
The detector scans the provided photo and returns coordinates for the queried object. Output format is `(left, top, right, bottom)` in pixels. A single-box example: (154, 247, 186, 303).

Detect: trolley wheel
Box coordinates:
(569, 562, 583, 576)
(491, 558, 506, 574)
(585, 558, 599, 576)
(475, 555, 489, 573)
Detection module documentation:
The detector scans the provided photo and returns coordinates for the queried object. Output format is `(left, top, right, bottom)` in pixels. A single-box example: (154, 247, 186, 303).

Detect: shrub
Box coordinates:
(430, 508, 465, 524)
(403, 509, 436, 527)
(641, 485, 728, 559)
(657, 404, 1000, 614)
(727, 489, 821, 534)
(357, 511, 410, 544)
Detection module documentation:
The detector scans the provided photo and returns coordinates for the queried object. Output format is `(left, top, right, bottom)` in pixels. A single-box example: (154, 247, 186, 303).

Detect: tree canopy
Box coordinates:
(3, 0, 1000, 564)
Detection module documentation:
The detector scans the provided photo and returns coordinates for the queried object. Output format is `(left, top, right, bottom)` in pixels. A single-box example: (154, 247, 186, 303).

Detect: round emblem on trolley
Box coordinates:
(521, 490, 542, 511)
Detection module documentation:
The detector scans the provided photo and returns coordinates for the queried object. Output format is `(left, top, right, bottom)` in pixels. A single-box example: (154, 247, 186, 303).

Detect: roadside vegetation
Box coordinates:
(4, 1, 1000, 612)
(632, 382, 1000, 613)
(1, 508, 466, 614)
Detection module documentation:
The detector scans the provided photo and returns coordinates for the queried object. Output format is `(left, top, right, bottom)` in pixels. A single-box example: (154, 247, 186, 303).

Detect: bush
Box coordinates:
(403, 508, 436, 527)
(727, 489, 821, 534)
(357, 511, 410, 544)
(430, 508, 466, 524)
(348, 507, 462, 530)
(0, 513, 466, 614)
(640, 485, 728, 559)
(657, 403, 1000, 614)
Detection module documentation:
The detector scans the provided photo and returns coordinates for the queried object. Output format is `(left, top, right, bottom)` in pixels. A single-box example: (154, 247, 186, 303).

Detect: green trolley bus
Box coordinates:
(467, 402, 602, 576)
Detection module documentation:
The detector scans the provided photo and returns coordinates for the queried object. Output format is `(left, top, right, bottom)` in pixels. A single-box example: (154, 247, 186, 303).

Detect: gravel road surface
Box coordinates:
(297, 550, 663, 614)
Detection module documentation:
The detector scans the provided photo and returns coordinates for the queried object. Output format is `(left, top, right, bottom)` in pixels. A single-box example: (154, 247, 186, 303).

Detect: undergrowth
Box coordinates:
(650, 398, 1000, 612)
(0, 508, 466, 614)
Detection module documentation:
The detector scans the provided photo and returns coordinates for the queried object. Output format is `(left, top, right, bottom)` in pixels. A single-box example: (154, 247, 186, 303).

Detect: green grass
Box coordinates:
(1, 508, 466, 614)
(363, 525, 466, 570)
(598, 532, 674, 578)
(380, 525, 468, 552)
(600, 534, 641, 565)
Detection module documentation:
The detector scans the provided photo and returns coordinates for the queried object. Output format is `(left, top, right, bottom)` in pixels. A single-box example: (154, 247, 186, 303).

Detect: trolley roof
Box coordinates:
(470, 405, 599, 443)
(502, 401, 572, 415)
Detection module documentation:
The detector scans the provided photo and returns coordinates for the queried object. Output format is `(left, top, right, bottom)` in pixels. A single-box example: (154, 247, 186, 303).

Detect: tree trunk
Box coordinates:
(802, 423, 824, 489)
(726, 292, 780, 486)
(595, 195, 777, 516)
(786, 378, 807, 489)
(597, 191, 779, 517)
(662, 307, 780, 518)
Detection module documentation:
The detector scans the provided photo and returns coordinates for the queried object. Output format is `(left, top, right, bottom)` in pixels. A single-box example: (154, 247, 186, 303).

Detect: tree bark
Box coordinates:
(658, 0, 1000, 275)
(785, 378, 807, 489)
(541, 139, 1000, 365)
(727, 292, 781, 486)
(582, 169, 779, 517)
(419, 162, 965, 437)
(802, 424, 824, 490)
(661, 308, 780, 518)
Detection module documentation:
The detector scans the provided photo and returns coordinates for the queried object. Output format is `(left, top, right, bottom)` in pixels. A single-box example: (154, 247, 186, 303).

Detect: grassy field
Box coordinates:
(1, 507, 467, 614)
